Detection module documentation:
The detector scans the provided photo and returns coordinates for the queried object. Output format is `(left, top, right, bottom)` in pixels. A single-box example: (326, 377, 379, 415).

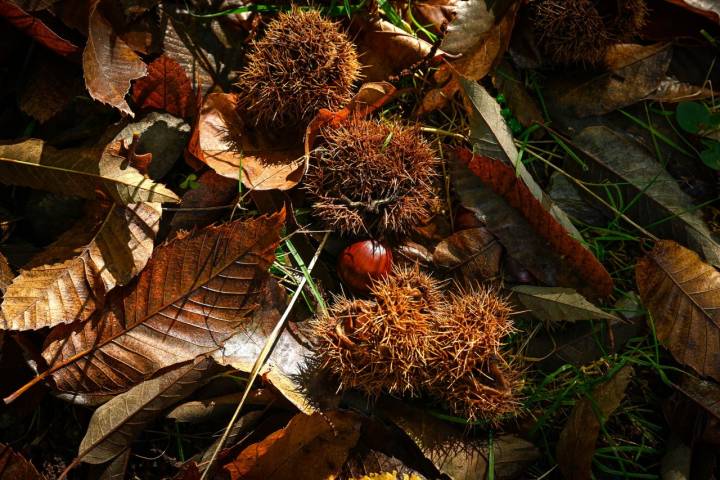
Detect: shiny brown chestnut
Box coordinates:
(337, 240, 392, 294)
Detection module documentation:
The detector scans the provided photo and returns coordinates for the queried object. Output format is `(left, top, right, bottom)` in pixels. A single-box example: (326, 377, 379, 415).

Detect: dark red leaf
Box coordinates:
(132, 55, 194, 118)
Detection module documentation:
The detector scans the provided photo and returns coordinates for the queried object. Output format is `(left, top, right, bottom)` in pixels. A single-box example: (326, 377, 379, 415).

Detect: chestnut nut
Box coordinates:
(337, 240, 392, 294)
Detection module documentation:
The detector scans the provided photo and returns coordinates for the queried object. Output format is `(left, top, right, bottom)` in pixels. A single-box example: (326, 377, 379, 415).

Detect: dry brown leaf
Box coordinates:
(0, 0, 79, 57)
(131, 55, 194, 118)
(512, 286, 620, 323)
(19, 53, 83, 123)
(83, 0, 147, 116)
(10, 212, 284, 401)
(78, 357, 218, 464)
(221, 411, 361, 480)
(0, 139, 180, 204)
(0, 252, 11, 295)
(0, 443, 44, 479)
(192, 93, 306, 191)
(168, 171, 238, 236)
(1, 203, 161, 331)
(636, 240, 720, 381)
(432, 227, 502, 281)
(665, 0, 720, 22)
(556, 365, 633, 479)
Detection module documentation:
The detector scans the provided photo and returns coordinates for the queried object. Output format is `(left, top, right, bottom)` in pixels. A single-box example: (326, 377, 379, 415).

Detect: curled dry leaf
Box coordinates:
(83, 0, 147, 116)
(131, 55, 194, 118)
(512, 286, 620, 323)
(556, 365, 633, 479)
(0, 443, 43, 479)
(78, 357, 219, 465)
(221, 411, 361, 480)
(192, 93, 306, 191)
(636, 240, 720, 381)
(349, 16, 442, 82)
(0, 0, 79, 57)
(452, 148, 613, 297)
(12, 211, 284, 401)
(0, 139, 180, 204)
(1, 203, 161, 331)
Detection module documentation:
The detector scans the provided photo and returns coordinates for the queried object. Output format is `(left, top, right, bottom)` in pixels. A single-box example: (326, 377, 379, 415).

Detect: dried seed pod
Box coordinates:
(235, 10, 360, 127)
(306, 118, 439, 236)
(337, 240, 393, 294)
(529, 0, 648, 67)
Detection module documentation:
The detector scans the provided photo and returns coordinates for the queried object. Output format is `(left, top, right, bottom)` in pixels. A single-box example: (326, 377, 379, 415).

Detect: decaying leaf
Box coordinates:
(221, 411, 361, 480)
(570, 126, 720, 268)
(213, 279, 316, 414)
(168, 171, 238, 236)
(192, 93, 306, 191)
(491, 60, 545, 129)
(665, 0, 720, 22)
(78, 357, 218, 464)
(556, 365, 633, 479)
(0, 139, 180, 204)
(452, 149, 613, 297)
(2, 203, 160, 331)
(19, 53, 83, 124)
(459, 79, 583, 241)
(636, 240, 720, 381)
(545, 43, 673, 118)
(0, 252, 11, 295)
(132, 55, 194, 118)
(0, 443, 44, 479)
(378, 398, 538, 480)
(83, 0, 147, 116)
(676, 374, 720, 421)
(0, 0, 79, 57)
(432, 227, 502, 281)
(512, 286, 620, 323)
(30, 212, 284, 398)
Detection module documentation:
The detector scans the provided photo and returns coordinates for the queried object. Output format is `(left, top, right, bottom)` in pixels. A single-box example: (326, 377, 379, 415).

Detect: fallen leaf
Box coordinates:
(84, 0, 147, 116)
(647, 76, 715, 103)
(0, 252, 11, 295)
(432, 227, 502, 281)
(0, 0, 80, 57)
(0, 443, 44, 479)
(87, 448, 130, 480)
(675, 375, 720, 420)
(78, 356, 218, 464)
(1, 202, 161, 331)
(491, 61, 544, 129)
(193, 93, 306, 191)
(27, 212, 283, 399)
(636, 240, 720, 381)
(452, 149, 613, 297)
(556, 365, 633, 479)
(131, 55, 193, 118)
(545, 43, 673, 118)
(213, 279, 316, 414)
(349, 15, 441, 82)
(512, 286, 620, 323)
(168, 171, 238, 236)
(378, 398, 539, 480)
(459, 79, 584, 242)
(0, 139, 179, 204)
(569, 126, 720, 268)
(221, 411, 361, 480)
(19, 53, 84, 123)
(166, 390, 279, 424)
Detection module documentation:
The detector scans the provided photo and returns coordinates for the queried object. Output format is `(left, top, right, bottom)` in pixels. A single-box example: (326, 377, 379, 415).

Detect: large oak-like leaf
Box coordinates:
(0, 139, 180, 204)
(571, 126, 720, 268)
(636, 240, 720, 381)
(83, 0, 147, 116)
(36, 212, 284, 397)
(1, 203, 161, 331)
(452, 148, 613, 297)
(78, 357, 218, 464)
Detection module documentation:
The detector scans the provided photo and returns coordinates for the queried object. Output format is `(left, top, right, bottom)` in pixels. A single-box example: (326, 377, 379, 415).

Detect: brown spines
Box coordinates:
(312, 266, 522, 423)
(530, 0, 648, 67)
(306, 118, 439, 236)
(235, 10, 360, 127)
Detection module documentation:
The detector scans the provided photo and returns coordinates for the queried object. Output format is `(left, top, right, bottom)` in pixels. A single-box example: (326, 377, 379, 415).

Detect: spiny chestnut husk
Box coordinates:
(337, 240, 393, 294)
(235, 10, 361, 127)
(312, 266, 521, 422)
(306, 118, 439, 236)
(529, 0, 648, 67)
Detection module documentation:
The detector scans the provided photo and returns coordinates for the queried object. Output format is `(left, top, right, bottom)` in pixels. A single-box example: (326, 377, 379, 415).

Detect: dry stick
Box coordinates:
(199, 230, 330, 479)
